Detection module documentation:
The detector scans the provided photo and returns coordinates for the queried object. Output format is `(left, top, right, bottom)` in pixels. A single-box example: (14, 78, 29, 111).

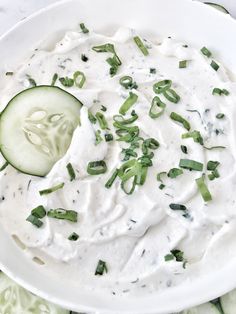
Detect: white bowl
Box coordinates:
(1, 0, 236, 313)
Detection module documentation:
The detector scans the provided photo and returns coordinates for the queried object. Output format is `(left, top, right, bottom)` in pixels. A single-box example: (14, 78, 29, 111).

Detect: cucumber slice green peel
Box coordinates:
(204, 2, 230, 14)
(0, 271, 69, 314)
(0, 86, 83, 177)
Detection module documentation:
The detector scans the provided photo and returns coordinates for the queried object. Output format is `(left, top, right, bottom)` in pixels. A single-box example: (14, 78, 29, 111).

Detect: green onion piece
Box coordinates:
(92, 43, 115, 53)
(39, 182, 64, 196)
(119, 76, 138, 90)
(153, 80, 172, 94)
(171, 249, 185, 262)
(157, 171, 167, 182)
(27, 76, 37, 87)
(51, 73, 58, 86)
(212, 88, 229, 96)
(179, 60, 188, 68)
(149, 96, 166, 119)
(195, 175, 212, 202)
(181, 145, 188, 154)
(201, 46, 212, 58)
(135, 166, 148, 186)
(122, 148, 138, 161)
(88, 111, 97, 124)
(211, 60, 220, 71)
(31, 205, 46, 219)
(106, 55, 121, 76)
(133, 36, 149, 56)
(81, 54, 88, 62)
(73, 71, 86, 88)
(68, 232, 79, 241)
(159, 183, 165, 190)
(47, 208, 78, 222)
(95, 260, 108, 275)
(179, 159, 203, 171)
(101, 105, 107, 112)
(0, 161, 9, 172)
(142, 138, 160, 155)
(87, 160, 107, 175)
(95, 130, 103, 145)
(216, 113, 225, 119)
(169, 203, 187, 211)
(121, 176, 137, 195)
(113, 111, 138, 125)
(222, 89, 230, 95)
(119, 92, 138, 115)
(80, 23, 89, 34)
(208, 169, 220, 181)
(182, 130, 204, 145)
(66, 163, 76, 181)
(204, 145, 226, 150)
(5, 72, 14, 76)
(138, 154, 153, 167)
(95, 112, 108, 130)
(26, 214, 43, 228)
(170, 112, 191, 131)
(163, 88, 180, 103)
(150, 68, 156, 74)
(167, 168, 183, 178)
(116, 125, 139, 143)
(165, 254, 174, 261)
(105, 133, 113, 142)
(59, 77, 74, 87)
(207, 160, 220, 171)
(105, 169, 119, 188)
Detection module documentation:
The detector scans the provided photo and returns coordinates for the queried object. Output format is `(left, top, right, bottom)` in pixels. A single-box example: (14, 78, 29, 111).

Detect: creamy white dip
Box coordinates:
(0, 26, 236, 296)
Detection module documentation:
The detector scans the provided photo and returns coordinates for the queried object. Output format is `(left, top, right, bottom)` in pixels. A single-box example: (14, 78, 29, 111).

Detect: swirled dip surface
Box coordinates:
(1, 26, 236, 296)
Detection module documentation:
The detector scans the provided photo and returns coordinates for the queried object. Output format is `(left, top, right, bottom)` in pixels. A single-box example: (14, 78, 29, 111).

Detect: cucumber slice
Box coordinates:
(220, 288, 236, 314)
(0, 271, 69, 313)
(0, 86, 82, 176)
(182, 302, 221, 314)
(204, 2, 230, 14)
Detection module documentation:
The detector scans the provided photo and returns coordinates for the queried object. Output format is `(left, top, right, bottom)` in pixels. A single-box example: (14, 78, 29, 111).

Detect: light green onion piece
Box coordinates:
(80, 23, 89, 34)
(149, 96, 166, 119)
(31, 205, 46, 219)
(119, 76, 138, 90)
(182, 130, 204, 145)
(39, 183, 64, 196)
(95, 112, 108, 130)
(200, 46, 212, 58)
(119, 92, 138, 115)
(179, 60, 188, 68)
(170, 112, 191, 130)
(66, 163, 76, 181)
(26, 215, 43, 228)
(157, 171, 167, 182)
(207, 160, 220, 171)
(73, 71, 86, 88)
(163, 88, 180, 103)
(196, 175, 212, 202)
(51, 73, 58, 86)
(211, 60, 220, 71)
(47, 208, 78, 222)
(87, 160, 107, 175)
(105, 169, 119, 188)
(179, 159, 203, 171)
(88, 111, 97, 124)
(153, 80, 172, 94)
(59, 77, 74, 87)
(167, 168, 183, 178)
(133, 36, 149, 56)
(95, 130, 103, 145)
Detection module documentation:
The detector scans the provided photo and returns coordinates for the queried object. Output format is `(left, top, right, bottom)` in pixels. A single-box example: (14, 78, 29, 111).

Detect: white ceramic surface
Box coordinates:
(1, 0, 236, 313)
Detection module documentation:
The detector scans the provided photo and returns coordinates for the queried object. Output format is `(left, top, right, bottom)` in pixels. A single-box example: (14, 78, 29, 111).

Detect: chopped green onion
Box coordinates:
(39, 182, 64, 195)
(182, 130, 204, 145)
(113, 111, 138, 125)
(171, 249, 185, 262)
(59, 77, 74, 87)
(101, 105, 107, 112)
(179, 60, 188, 68)
(66, 163, 76, 181)
(26, 214, 43, 228)
(31, 205, 46, 219)
(159, 183, 165, 190)
(122, 148, 138, 161)
(119, 92, 138, 115)
(80, 23, 89, 34)
(5, 72, 14, 76)
(95, 130, 103, 145)
(51, 73, 58, 86)
(68, 232, 79, 241)
(170, 112, 191, 131)
(0, 161, 9, 172)
(181, 145, 188, 154)
(119, 76, 138, 90)
(149, 96, 166, 119)
(207, 160, 220, 171)
(163, 88, 180, 103)
(133, 36, 149, 56)
(138, 154, 153, 167)
(142, 138, 160, 155)
(73, 71, 86, 88)
(222, 89, 230, 95)
(81, 54, 88, 62)
(116, 125, 139, 143)
(204, 145, 226, 150)
(196, 175, 212, 202)
(157, 171, 166, 182)
(211, 60, 220, 71)
(164, 254, 174, 261)
(201, 46, 212, 58)
(208, 169, 220, 181)
(88, 111, 97, 124)
(95, 260, 108, 275)
(47, 208, 78, 222)
(216, 113, 225, 119)
(95, 112, 108, 130)
(153, 80, 172, 94)
(150, 68, 156, 74)
(167, 168, 183, 178)
(169, 203, 187, 211)
(136, 166, 148, 185)
(92, 43, 115, 53)
(27, 75, 37, 87)
(105, 169, 119, 188)
(105, 133, 113, 142)
(179, 159, 203, 171)
(212, 88, 229, 96)
(87, 160, 107, 175)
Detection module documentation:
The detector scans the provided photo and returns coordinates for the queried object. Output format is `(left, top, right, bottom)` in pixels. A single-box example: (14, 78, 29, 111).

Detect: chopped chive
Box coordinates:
(207, 160, 220, 171)
(105, 169, 119, 188)
(211, 60, 220, 71)
(222, 89, 230, 95)
(81, 54, 88, 62)
(182, 130, 204, 145)
(105, 133, 113, 142)
(113, 111, 138, 125)
(171, 249, 185, 262)
(170, 112, 191, 131)
(26, 214, 43, 228)
(216, 113, 225, 119)
(119, 76, 138, 90)
(59, 77, 74, 87)
(47, 208, 78, 222)
(87, 160, 107, 175)
(159, 183, 165, 190)
(39, 182, 64, 196)
(153, 80, 172, 94)
(181, 145, 188, 154)
(101, 105, 107, 112)
(80, 23, 89, 34)
(150, 68, 156, 74)
(68, 232, 79, 241)
(169, 203, 187, 211)
(208, 169, 220, 181)
(0, 161, 9, 172)
(51, 73, 58, 86)
(167, 168, 183, 178)
(133, 36, 149, 56)
(119, 92, 138, 115)
(157, 171, 167, 182)
(149, 96, 166, 119)
(163, 88, 180, 103)
(73, 71, 86, 88)
(179, 159, 203, 171)
(196, 175, 212, 202)
(201, 46, 212, 58)
(164, 254, 174, 261)
(212, 88, 229, 96)
(142, 138, 159, 155)
(204, 145, 226, 150)
(95, 112, 108, 130)
(66, 163, 76, 181)
(95, 130, 103, 145)
(31, 205, 46, 219)
(95, 260, 108, 275)
(179, 60, 187, 68)
(5, 72, 14, 76)
(88, 111, 97, 124)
